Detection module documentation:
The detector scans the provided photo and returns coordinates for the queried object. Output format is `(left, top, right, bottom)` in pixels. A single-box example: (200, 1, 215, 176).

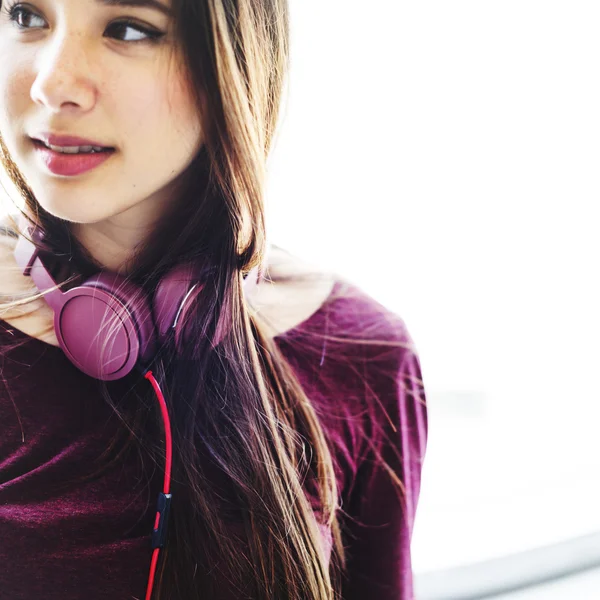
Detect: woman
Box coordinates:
(0, 0, 428, 598)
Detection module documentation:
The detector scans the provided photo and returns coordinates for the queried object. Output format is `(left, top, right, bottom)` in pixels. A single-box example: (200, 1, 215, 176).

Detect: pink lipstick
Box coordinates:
(31, 134, 116, 177)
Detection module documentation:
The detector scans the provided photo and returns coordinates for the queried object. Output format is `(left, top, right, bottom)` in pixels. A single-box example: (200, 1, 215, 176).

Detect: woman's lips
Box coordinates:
(32, 139, 115, 177)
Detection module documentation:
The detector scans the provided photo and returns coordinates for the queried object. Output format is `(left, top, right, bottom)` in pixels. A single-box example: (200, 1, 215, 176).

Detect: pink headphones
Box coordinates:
(13, 220, 259, 381)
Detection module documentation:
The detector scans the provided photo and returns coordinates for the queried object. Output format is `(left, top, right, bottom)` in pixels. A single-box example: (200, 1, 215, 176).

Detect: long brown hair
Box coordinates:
(0, 0, 346, 597)
(0, 0, 415, 598)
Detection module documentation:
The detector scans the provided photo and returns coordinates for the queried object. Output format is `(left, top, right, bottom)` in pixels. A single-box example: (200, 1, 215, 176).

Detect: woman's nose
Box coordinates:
(30, 33, 97, 113)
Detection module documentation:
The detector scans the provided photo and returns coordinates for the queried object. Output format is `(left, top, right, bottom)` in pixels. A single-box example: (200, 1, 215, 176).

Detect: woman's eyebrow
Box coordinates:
(97, 0, 173, 18)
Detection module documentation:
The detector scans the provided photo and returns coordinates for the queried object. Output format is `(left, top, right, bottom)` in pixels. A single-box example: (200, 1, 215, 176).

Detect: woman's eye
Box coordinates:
(7, 5, 46, 29)
(105, 20, 165, 44)
(3, 4, 165, 45)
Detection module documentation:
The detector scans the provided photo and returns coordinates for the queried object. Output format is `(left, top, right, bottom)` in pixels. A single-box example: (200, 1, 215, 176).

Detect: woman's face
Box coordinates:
(0, 0, 203, 227)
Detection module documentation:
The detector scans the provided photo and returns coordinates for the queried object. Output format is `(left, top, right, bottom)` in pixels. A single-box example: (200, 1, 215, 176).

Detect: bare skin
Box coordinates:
(0, 217, 335, 348)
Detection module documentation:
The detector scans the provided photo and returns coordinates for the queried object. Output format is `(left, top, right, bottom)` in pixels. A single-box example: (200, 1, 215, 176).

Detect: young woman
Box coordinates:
(0, 0, 428, 599)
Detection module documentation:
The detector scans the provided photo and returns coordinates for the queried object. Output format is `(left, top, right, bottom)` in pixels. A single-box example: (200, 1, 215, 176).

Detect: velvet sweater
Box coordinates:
(0, 278, 428, 599)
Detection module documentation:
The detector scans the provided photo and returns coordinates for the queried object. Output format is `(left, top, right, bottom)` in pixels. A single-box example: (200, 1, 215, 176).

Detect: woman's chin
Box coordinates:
(32, 195, 110, 225)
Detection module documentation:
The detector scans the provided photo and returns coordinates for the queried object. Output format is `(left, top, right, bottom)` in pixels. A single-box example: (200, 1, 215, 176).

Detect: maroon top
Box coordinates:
(0, 279, 427, 599)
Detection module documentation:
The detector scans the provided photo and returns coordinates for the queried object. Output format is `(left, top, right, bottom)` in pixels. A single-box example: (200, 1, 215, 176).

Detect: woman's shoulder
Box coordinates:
(261, 246, 413, 348)
(0, 213, 59, 345)
(250, 245, 338, 338)
(260, 246, 418, 377)
(0, 213, 40, 303)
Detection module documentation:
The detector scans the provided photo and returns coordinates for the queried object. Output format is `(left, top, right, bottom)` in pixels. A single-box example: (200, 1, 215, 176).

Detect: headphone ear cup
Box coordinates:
(153, 262, 263, 353)
(153, 262, 211, 352)
(55, 271, 157, 381)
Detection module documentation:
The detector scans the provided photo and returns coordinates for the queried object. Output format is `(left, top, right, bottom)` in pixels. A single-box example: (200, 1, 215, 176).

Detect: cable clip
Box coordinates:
(151, 492, 172, 549)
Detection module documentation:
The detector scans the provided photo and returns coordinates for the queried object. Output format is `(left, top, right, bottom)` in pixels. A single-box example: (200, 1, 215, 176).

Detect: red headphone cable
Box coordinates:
(142, 369, 173, 600)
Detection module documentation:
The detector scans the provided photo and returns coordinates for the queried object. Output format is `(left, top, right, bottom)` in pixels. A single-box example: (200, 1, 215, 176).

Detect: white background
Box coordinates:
(269, 0, 600, 573)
